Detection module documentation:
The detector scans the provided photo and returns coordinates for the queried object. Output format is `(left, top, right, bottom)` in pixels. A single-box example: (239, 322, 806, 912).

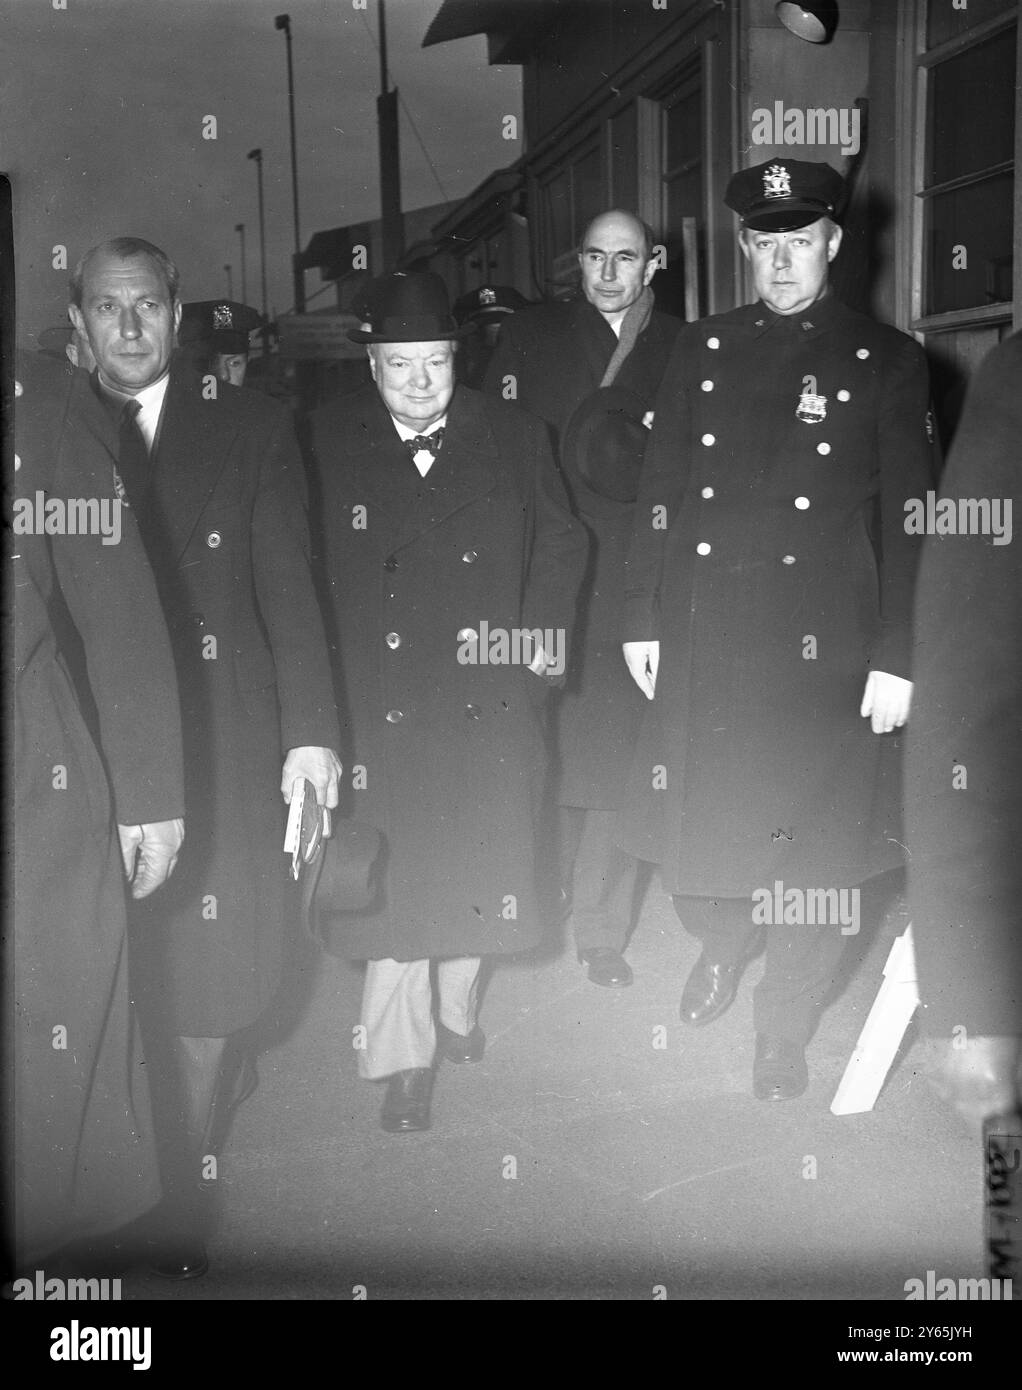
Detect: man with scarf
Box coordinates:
(485, 209, 681, 988)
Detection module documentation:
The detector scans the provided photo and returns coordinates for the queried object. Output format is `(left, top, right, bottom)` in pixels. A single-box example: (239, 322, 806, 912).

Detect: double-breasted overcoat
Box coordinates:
(11, 356, 184, 1263)
(485, 296, 681, 807)
(308, 384, 587, 961)
(619, 294, 938, 895)
(128, 369, 339, 1037)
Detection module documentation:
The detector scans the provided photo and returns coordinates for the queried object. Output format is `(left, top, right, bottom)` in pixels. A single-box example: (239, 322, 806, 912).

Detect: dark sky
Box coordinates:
(3, 0, 522, 343)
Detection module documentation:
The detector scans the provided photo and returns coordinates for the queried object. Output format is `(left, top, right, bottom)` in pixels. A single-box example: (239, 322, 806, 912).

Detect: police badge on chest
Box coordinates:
(795, 391, 827, 424)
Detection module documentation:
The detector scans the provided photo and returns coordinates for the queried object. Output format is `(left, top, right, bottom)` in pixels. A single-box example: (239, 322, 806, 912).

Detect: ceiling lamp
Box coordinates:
(775, 1, 839, 43)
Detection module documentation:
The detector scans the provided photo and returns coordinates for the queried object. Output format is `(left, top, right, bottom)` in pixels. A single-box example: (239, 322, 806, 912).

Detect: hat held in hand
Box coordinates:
(560, 384, 654, 505)
(300, 819, 384, 944)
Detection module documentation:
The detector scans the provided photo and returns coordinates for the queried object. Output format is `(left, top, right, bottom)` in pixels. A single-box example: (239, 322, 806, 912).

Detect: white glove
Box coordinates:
(860, 670, 912, 734)
(118, 818, 185, 899)
(623, 640, 660, 700)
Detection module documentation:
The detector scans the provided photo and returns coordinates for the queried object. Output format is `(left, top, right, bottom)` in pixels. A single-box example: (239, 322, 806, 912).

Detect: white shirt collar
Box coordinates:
(390, 413, 447, 477)
(98, 371, 171, 451)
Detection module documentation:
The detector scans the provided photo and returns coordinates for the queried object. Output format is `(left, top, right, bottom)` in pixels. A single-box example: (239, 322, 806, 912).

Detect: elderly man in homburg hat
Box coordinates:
(308, 271, 586, 1133)
(620, 160, 938, 1100)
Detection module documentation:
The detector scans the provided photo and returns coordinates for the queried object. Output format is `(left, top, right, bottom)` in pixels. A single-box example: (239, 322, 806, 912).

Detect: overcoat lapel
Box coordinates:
(346, 387, 499, 553)
(151, 371, 239, 563)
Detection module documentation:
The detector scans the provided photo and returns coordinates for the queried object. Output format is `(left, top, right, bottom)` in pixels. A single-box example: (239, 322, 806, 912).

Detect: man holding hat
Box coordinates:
(484, 209, 681, 989)
(179, 299, 263, 387)
(620, 160, 937, 1100)
(308, 271, 586, 1133)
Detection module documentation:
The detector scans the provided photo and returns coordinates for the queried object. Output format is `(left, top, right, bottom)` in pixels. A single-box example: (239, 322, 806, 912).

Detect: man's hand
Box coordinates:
(281, 746, 343, 809)
(118, 819, 185, 899)
(860, 670, 912, 734)
(623, 640, 660, 700)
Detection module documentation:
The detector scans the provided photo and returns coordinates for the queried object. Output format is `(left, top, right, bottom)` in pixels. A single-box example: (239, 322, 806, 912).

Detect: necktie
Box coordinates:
(404, 427, 444, 458)
(117, 398, 150, 509)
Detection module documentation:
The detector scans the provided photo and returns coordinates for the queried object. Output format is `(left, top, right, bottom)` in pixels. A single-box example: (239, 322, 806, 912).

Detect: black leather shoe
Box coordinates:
(437, 1023, 485, 1064)
(578, 947, 633, 988)
(753, 1035, 809, 1101)
(679, 950, 749, 1025)
(148, 1240, 210, 1281)
(381, 1068, 432, 1133)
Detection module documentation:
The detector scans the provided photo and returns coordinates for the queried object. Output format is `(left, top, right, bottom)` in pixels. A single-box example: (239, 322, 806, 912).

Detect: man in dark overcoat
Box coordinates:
(69, 237, 342, 1277)
(620, 161, 937, 1099)
(9, 351, 185, 1272)
(309, 272, 587, 1133)
(484, 210, 680, 988)
(906, 332, 1022, 1128)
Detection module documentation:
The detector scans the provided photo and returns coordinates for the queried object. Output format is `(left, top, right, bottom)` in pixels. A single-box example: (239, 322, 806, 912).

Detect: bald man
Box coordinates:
(484, 210, 681, 987)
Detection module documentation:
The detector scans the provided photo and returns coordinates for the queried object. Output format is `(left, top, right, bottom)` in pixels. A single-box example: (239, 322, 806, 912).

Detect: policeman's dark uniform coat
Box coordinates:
(907, 332, 1022, 1037)
(309, 384, 587, 961)
(126, 369, 339, 1038)
(11, 356, 184, 1263)
(485, 297, 680, 807)
(620, 293, 937, 896)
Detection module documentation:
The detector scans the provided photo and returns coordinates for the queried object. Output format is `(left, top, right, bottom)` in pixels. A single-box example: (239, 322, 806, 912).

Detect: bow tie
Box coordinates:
(404, 428, 444, 456)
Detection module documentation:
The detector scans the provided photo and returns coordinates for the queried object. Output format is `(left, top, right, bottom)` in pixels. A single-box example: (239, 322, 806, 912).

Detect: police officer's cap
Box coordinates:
(724, 159, 845, 232)
(180, 300, 262, 354)
(453, 285, 529, 327)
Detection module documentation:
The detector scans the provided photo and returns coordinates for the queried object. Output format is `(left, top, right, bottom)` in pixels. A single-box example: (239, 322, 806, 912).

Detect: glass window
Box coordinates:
(927, 0, 1014, 49)
(926, 171, 1015, 313)
(927, 26, 1017, 184)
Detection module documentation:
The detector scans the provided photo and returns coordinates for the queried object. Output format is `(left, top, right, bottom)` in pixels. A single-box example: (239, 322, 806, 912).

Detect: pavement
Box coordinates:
(121, 869, 984, 1302)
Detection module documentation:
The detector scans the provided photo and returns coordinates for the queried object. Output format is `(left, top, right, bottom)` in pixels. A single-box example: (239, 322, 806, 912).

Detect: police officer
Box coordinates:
(453, 284, 529, 388)
(179, 299, 263, 386)
(620, 160, 937, 1100)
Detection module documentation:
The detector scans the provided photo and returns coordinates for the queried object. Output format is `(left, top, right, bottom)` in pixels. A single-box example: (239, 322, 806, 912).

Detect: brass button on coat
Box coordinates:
(385, 632, 401, 649)
(206, 531, 222, 548)
(386, 709, 403, 723)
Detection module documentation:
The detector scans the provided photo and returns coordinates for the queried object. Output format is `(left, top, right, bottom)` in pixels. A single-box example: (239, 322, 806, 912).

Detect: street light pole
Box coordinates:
(247, 147, 269, 358)
(275, 13, 305, 314)
(225, 263, 233, 298)
(235, 222, 247, 304)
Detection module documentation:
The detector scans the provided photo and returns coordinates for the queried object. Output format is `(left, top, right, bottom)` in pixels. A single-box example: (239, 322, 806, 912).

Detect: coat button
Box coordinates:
(14, 380, 23, 397)
(856, 348, 870, 359)
(383, 555, 398, 571)
(461, 549, 478, 564)
(696, 542, 712, 556)
(837, 389, 850, 402)
(385, 632, 401, 649)
(701, 486, 715, 499)
(701, 433, 715, 446)
(781, 554, 797, 565)
(706, 336, 720, 349)
(206, 531, 222, 548)
(14, 453, 20, 471)
(386, 709, 403, 723)
(465, 704, 481, 719)
(457, 627, 478, 642)
(794, 496, 810, 510)
(816, 442, 831, 455)
(700, 379, 714, 392)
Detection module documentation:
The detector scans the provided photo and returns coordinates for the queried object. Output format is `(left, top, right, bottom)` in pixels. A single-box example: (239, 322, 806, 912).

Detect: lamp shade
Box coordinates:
(775, 1, 839, 43)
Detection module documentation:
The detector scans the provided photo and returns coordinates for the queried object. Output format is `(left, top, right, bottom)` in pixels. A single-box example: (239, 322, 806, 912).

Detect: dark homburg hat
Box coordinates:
(299, 820, 385, 944)
(724, 159, 845, 232)
(560, 384, 653, 506)
(453, 284, 529, 327)
(348, 271, 474, 343)
(180, 300, 262, 354)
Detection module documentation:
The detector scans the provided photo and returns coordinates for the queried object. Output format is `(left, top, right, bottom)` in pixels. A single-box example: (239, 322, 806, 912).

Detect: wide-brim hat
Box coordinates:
(560, 384, 653, 506)
(724, 158, 845, 232)
(299, 819, 384, 944)
(348, 270, 475, 343)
